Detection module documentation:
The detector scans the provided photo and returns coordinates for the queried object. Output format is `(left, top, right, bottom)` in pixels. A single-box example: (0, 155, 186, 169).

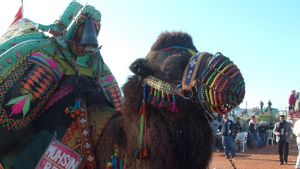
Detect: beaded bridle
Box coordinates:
(143, 51, 245, 114)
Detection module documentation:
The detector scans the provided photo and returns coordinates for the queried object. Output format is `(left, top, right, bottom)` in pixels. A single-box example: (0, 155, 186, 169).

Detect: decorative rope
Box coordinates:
(135, 84, 149, 159)
(227, 156, 238, 169)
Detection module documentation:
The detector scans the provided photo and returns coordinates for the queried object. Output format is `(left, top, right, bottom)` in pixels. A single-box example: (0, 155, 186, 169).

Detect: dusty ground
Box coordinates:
(209, 142, 298, 169)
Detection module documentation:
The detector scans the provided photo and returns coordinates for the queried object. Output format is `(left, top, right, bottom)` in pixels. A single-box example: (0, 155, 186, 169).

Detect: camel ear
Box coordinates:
(129, 58, 152, 77)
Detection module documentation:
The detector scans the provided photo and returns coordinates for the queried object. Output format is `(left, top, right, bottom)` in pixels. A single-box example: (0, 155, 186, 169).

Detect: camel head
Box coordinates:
(129, 31, 245, 115)
(119, 31, 245, 169)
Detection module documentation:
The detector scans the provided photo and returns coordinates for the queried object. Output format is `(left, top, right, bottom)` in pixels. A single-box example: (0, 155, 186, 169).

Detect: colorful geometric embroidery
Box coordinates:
(62, 99, 96, 169)
(107, 85, 122, 111)
(0, 50, 64, 130)
(98, 74, 122, 111)
(62, 105, 114, 169)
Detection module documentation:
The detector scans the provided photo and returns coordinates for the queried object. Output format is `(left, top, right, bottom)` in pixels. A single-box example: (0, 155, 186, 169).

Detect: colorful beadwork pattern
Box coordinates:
(0, 50, 63, 130)
(182, 52, 202, 91)
(144, 76, 180, 112)
(98, 72, 122, 111)
(196, 52, 245, 114)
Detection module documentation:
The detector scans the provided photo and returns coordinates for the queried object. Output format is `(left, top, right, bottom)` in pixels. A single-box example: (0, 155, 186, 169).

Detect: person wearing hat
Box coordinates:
(273, 115, 292, 165)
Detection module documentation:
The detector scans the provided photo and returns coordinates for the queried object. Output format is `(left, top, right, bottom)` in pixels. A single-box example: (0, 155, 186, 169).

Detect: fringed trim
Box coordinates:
(144, 76, 178, 112)
(64, 98, 97, 169)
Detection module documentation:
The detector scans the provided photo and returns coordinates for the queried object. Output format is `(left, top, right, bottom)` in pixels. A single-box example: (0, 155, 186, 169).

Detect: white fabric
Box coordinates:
(294, 120, 300, 168)
(235, 132, 246, 142)
(295, 99, 300, 112)
(293, 120, 300, 137)
(296, 137, 300, 168)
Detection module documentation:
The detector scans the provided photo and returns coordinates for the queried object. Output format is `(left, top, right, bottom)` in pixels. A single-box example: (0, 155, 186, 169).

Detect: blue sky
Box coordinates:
(0, 0, 299, 110)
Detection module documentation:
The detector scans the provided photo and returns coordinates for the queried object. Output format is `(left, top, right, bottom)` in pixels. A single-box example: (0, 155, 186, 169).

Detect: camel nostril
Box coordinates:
(182, 90, 193, 99)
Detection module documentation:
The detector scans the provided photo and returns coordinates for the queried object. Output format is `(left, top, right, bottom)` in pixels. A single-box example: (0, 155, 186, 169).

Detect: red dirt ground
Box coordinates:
(209, 142, 298, 169)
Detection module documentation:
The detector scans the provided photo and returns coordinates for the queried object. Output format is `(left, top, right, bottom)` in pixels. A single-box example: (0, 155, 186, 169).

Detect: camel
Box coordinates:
(96, 31, 245, 169)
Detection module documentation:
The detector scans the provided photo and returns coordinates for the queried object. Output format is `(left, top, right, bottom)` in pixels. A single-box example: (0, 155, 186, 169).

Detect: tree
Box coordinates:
(257, 112, 277, 123)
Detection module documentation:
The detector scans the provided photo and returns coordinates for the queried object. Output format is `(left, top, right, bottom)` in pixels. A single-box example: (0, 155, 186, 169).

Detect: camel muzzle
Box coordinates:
(181, 52, 245, 114)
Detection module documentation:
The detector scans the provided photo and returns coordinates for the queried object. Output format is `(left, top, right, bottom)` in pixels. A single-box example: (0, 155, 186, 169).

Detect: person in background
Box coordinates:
(248, 115, 257, 148)
(211, 117, 222, 152)
(289, 90, 297, 111)
(235, 117, 242, 132)
(218, 114, 236, 159)
(293, 93, 300, 119)
(232, 117, 242, 140)
(257, 122, 267, 147)
(273, 115, 292, 165)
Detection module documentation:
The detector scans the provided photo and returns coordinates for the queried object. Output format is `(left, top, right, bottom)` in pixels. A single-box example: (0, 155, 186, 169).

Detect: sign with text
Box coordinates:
(35, 140, 82, 169)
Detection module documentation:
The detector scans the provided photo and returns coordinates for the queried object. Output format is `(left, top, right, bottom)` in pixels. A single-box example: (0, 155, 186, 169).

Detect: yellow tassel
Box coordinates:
(106, 162, 113, 169)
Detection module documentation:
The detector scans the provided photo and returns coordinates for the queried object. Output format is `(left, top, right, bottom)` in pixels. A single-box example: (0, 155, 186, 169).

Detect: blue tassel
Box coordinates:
(120, 160, 123, 169)
(112, 157, 117, 169)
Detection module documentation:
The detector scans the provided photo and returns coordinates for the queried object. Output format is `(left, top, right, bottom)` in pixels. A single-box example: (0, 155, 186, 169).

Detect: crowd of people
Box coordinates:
(212, 114, 294, 165)
(210, 89, 300, 168)
(211, 114, 273, 156)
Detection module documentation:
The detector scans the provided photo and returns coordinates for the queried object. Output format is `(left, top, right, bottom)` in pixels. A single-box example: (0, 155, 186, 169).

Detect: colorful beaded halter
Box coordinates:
(142, 50, 245, 114)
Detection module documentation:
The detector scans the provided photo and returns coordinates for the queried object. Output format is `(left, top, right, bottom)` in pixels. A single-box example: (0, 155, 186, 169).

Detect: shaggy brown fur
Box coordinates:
(96, 31, 214, 169)
(121, 76, 213, 169)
